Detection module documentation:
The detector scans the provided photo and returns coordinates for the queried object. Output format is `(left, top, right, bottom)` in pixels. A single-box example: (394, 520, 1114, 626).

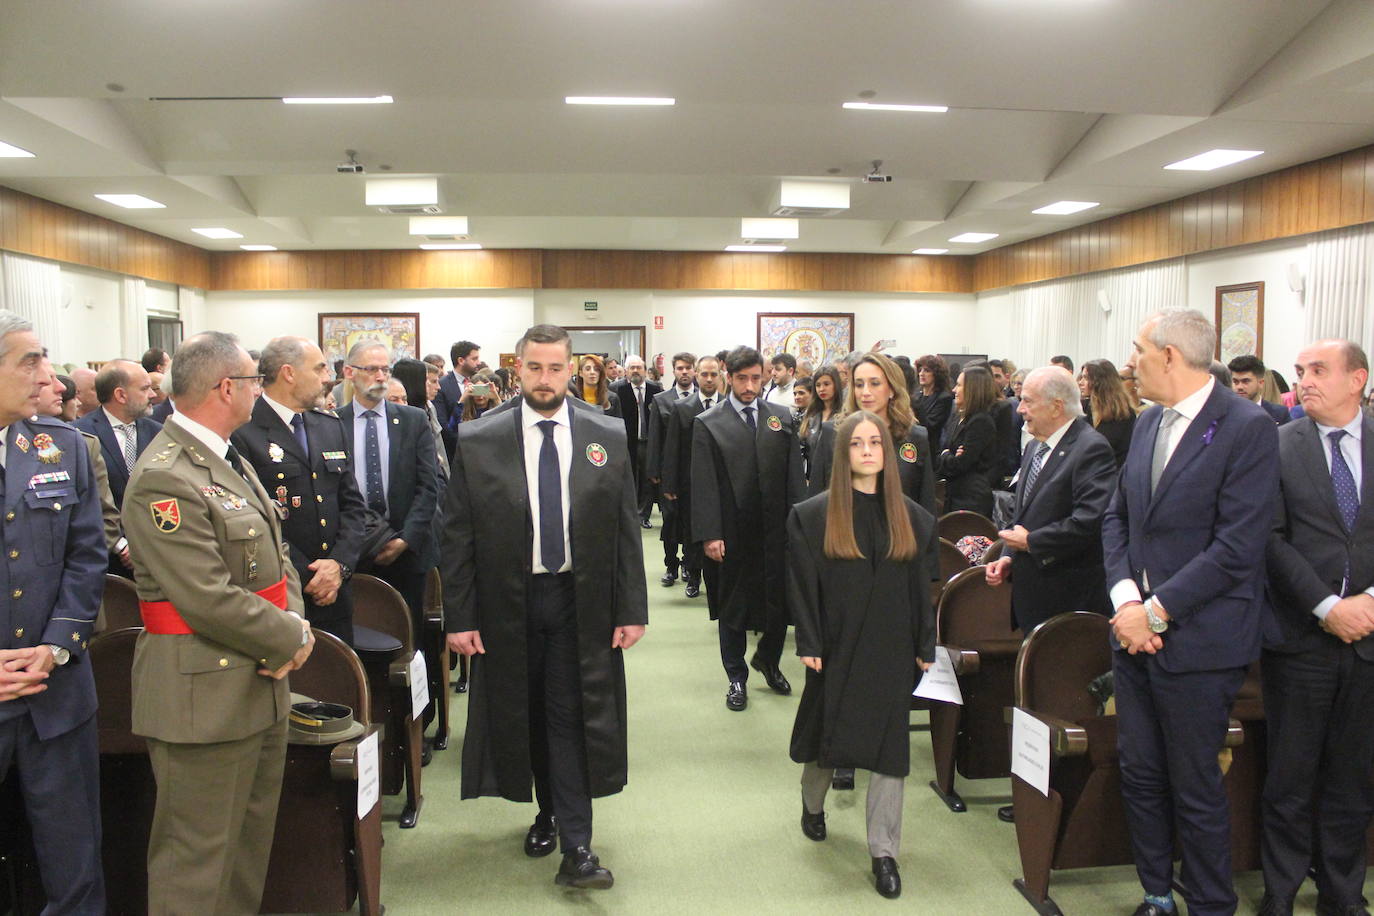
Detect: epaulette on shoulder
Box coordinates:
(141, 441, 182, 469)
(28, 414, 67, 429)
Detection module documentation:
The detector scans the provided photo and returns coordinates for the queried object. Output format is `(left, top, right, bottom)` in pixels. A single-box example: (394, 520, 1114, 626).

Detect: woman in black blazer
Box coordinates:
(914, 354, 955, 449)
(938, 366, 999, 518)
(1079, 358, 1137, 470)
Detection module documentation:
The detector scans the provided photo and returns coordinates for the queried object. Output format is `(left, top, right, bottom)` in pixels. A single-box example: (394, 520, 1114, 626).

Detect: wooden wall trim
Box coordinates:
(207, 248, 544, 291)
(0, 186, 209, 288)
(971, 143, 1374, 292)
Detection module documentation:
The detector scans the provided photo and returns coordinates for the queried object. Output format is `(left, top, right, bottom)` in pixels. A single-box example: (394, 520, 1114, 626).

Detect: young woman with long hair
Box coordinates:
(938, 365, 999, 517)
(787, 410, 937, 900)
(568, 353, 622, 417)
(1077, 358, 1137, 469)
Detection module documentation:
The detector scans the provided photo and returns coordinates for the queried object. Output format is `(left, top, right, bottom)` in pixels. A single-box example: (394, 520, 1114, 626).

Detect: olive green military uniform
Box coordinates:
(122, 417, 306, 916)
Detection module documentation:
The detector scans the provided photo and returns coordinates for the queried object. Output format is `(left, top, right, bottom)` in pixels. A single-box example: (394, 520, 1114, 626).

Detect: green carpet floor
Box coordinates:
(370, 525, 1358, 915)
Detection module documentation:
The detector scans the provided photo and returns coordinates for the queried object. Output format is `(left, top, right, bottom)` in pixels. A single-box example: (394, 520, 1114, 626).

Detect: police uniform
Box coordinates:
(0, 415, 108, 914)
(123, 414, 306, 916)
(231, 395, 366, 646)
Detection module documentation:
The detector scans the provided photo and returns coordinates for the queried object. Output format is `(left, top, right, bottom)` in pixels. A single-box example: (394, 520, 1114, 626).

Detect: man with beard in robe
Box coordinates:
(443, 323, 647, 890)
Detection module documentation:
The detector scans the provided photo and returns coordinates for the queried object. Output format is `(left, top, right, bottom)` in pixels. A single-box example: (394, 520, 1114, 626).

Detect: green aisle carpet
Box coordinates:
(369, 525, 1354, 915)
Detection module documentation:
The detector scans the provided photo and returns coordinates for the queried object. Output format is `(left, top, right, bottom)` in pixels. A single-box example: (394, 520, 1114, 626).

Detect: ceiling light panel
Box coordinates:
(0, 140, 35, 158)
(913, 248, 948, 255)
(842, 102, 947, 113)
(1164, 149, 1263, 171)
(282, 95, 393, 104)
(949, 232, 999, 243)
(408, 216, 468, 236)
(240, 244, 277, 251)
(725, 245, 786, 253)
(1032, 200, 1101, 215)
(192, 227, 243, 239)
(740, 217, 799, 240)
(365, 178, 439, 207)
(94, 194, 165, 209)
(419, 243, 482, 250)
(565, 96, 675, 106)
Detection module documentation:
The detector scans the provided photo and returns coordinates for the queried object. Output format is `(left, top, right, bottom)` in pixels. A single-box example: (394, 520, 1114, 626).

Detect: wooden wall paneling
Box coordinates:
(1364, 147, 1374, 222)
(1341, 149, 1365, 226)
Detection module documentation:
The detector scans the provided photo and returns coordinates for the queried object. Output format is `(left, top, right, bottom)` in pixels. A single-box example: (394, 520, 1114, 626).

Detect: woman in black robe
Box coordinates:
(787, 410, 937, 900)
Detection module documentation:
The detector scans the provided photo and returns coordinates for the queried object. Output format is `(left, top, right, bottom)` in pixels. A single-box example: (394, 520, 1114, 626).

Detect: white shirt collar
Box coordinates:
(1169, 377, 1215, 423)
(260, 392, 298, 428)
(1313, 411, 1364, 443)
(727, 391, 756, 415)
(1037, 417, 1074, 452)
(352, 396, 384, 418)
(102, 406, 132, 430)
(699, 389, 718, 408)
(169, 412, 230, 459)
(521, 397, 571, 432)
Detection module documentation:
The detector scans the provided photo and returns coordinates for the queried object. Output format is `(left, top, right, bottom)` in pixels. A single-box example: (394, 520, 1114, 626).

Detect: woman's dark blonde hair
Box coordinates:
(577, 354, 611, 407)
(461, 369, 499, 421)
(823, 410, 918, 562)
(956, 365, 999, 418)
(842, 353, 917, 443)
(1080, 358, 1134, 425)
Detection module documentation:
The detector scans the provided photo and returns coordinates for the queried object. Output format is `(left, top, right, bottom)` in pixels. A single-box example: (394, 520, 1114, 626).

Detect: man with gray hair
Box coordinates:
(1103, 308, 1278, 916)
(231, 336, 367, 646)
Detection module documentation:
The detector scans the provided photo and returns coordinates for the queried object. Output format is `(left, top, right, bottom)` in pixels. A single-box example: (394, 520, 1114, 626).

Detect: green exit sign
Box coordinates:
(584, 300, 598, 312)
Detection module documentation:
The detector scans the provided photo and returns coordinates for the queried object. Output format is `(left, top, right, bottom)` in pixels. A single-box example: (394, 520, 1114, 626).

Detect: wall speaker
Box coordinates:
(1097, 289, 1112, 314)
(1287, 262, 1305, 294)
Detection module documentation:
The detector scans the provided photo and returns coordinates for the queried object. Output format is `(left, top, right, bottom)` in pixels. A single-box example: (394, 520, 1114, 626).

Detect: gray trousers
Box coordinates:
(801, 760, 904, 858)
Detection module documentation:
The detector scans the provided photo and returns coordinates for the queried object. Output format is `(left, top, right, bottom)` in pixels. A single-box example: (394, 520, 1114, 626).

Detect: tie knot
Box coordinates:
(1329, 429, 1347, 445)
(538, 419, 558, 437)
(1037, 442, 1050, 456)
(362, 409, 378, 419)
(291, 413, 304, 427)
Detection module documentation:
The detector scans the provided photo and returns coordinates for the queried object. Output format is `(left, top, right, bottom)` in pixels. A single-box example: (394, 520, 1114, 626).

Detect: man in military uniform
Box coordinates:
(232, 336, 366, 646)
(0, 311, 108, 914)
(124, 330, 313, 916)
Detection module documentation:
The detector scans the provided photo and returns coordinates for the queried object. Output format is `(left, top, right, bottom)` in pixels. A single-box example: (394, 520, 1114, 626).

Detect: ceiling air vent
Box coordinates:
(376, 204, 443, 215)
(769, 180, 849, 219)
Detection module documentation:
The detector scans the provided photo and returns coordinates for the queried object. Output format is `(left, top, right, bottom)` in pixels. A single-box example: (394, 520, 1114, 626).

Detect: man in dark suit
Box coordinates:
(646, 352, 696, 586)
(692, 346, 805, 711)
(610, 355, 662, 527)
(231, 337, 367, 645)
(443, 323, 646, 890)
(1228, 354, 1291, 426)
(1260, 339, 1374, 916)
(662, 355, 721, 600)
(338, 343, 439, 630)
(985, 365, 1116, 631)
(434, 340, 481, 460)
(1103, 309, 1279, 916)
(74, 358, 161, 574)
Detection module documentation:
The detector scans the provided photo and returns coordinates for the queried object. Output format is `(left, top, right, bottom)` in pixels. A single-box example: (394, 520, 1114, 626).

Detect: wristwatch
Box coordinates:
(45, 645, 70, 666)
(1144, 599, 1169, 634)
(337, 562, 353, 581)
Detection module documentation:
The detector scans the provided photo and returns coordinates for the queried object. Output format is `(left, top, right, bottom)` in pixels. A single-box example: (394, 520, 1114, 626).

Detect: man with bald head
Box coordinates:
(70, 366, 99, 417)
(231, 336, 367, 646)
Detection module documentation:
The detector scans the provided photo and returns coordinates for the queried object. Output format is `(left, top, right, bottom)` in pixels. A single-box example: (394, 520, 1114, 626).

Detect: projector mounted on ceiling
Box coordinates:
(862, 160, 893, 183)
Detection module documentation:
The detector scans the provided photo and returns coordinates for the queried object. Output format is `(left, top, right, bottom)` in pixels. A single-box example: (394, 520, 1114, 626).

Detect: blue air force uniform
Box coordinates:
(0, 415, 109, 914)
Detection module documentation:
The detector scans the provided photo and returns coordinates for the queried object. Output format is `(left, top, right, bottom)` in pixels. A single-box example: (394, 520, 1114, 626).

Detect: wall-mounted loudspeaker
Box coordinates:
(1097, 289, 1112, 314)
(1287, 263, 1305, 294)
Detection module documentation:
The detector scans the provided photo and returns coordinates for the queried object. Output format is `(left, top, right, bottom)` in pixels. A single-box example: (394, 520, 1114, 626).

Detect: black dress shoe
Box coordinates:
(1257, 893, 1293, 916)
(1316, 898, 1371, 916)
(832, 768, 855, 791)
(872, 857, 901, 899)
(726, 681, 747, 711)
(524, 814, 558, 858)
(453, 675, 468, 694)
(659, 568, 678, 587)
(1130, 904, 1173, 916)
(555, 847, 613, 889)
(684, 582, 701, 598)
(800, 807, 826, 841)
(421, 737, 433, 767)
(997, 805, 1015, 823)
(750, 654, 792, 694)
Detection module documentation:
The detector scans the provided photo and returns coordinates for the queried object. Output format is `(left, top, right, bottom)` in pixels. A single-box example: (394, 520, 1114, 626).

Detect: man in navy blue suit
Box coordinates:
(74, 358, 161, 573)
(1229, 354, 1291, 426)
(433, 340, 481, 460)
(1103, 309, 1279, 916)
(0, 310, 109, 913)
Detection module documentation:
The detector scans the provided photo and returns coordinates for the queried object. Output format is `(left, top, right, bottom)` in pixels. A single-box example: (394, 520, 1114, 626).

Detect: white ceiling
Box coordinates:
(2, 0, 1373, 258)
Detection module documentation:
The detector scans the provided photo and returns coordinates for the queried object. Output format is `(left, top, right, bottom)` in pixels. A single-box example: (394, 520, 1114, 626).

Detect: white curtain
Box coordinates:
(0, 252, 64, 356)
(178, 285, 206, 338)
(1304, 224, 1374, 353)
(1005, 258, 1187, 369)
(120, 276, 149, 357)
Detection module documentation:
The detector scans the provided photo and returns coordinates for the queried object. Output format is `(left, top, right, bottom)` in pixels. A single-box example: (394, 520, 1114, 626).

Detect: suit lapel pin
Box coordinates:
(268, 442, 285, 463)
(393, 417, 399, 425)
(586, 443, 608, 467)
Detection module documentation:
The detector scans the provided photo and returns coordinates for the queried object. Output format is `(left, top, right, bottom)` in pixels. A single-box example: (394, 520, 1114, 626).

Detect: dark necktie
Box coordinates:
(636, 386, 647, 439)
(290, 412, 309, 455)
(224, 444, 250, 482)
(703, 396, 713, 410)
(1023, 441, 1050, 500)
(743, 405, 756, 430)
(537, 420, 565, 573)
(362, 409, 386, 514)
(119, 423, 138, 474)
(1329, 430, 1359, 532)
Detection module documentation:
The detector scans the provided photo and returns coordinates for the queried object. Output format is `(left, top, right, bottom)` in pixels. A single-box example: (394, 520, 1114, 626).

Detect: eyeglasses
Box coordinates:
(349, 364, 392, 376)
(225, 374, 264, 387)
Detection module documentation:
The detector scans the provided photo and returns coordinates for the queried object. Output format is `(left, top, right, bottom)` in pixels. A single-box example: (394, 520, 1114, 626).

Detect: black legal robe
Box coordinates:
(441, 402, 648, 802)
(690, 398, 805, 631)
(787, 489, 937, 777)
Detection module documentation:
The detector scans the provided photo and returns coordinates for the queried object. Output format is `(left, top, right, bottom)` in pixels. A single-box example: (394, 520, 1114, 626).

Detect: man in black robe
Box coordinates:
(692, 345, 805, 711)
(661, 355, 722, 600)
(443, 323, 647, 890)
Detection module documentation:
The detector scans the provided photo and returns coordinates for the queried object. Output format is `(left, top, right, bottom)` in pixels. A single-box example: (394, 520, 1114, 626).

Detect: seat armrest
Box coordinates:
(1004, 706, 1089, 758)
(389, 652, 416, 688)
(329, 723, 384, 781)
(942, 644, 981, 675)
(1224, 718, 1244, 748)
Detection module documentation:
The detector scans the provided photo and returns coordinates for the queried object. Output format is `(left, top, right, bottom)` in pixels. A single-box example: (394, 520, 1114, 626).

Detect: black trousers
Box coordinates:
(718, 620, 785, 685)
(526, 572, 593, 851)
(1260, 643, 1374, 905)
(1114, 651, 1245, 916)
(659, 498, 681, 570)
(634, 440, 652, 520)
(0, 712, 104, 915)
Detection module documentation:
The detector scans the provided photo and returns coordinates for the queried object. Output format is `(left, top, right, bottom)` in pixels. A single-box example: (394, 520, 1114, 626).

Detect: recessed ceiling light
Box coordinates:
(1164, 149, 1263, 171)
(282, 95, 393, 105)
(913, 248, 949, 255)
(239, 244, 277, 251)
(564, 96, 675, 106)
(408, 216, 469, 236)
(419, 243, 482, 250)
(94, 193, 165, 209)
(949, 232, 999, 243)
(842, 102, 948, 113)
(725, 245, 787, 253)
(192, 227, 243, 239)
(1032, 200, 1101, 215)
(0, 140, 35, 158)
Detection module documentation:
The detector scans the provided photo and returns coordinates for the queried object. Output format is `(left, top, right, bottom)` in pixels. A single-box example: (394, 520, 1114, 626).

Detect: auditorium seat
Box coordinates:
(350, 574, 425, 828)
(422, 567, 451, 750)
(262, 629, 383, 916)
(928, 565, 1020, 812)
(938, 509, 999, 544)
(95, 573, 142, 633)
(932, 537, 971, 608)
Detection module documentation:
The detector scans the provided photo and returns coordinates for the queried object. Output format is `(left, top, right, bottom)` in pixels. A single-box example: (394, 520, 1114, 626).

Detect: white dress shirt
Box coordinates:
(726, 391, 758, 426)
(631, 383, 648, 438)
(169, 413, 231, 460)
(1024, 416, 1073, 483)
(765, 380, 795, 407)
(350, 398, 391, 502)
(1109, 378, 1215, 612)
(523, 399, 573, 574)
(0, 425, 9, 469)
(260, 393, 298, 431)
(698, 390, 718, 411)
